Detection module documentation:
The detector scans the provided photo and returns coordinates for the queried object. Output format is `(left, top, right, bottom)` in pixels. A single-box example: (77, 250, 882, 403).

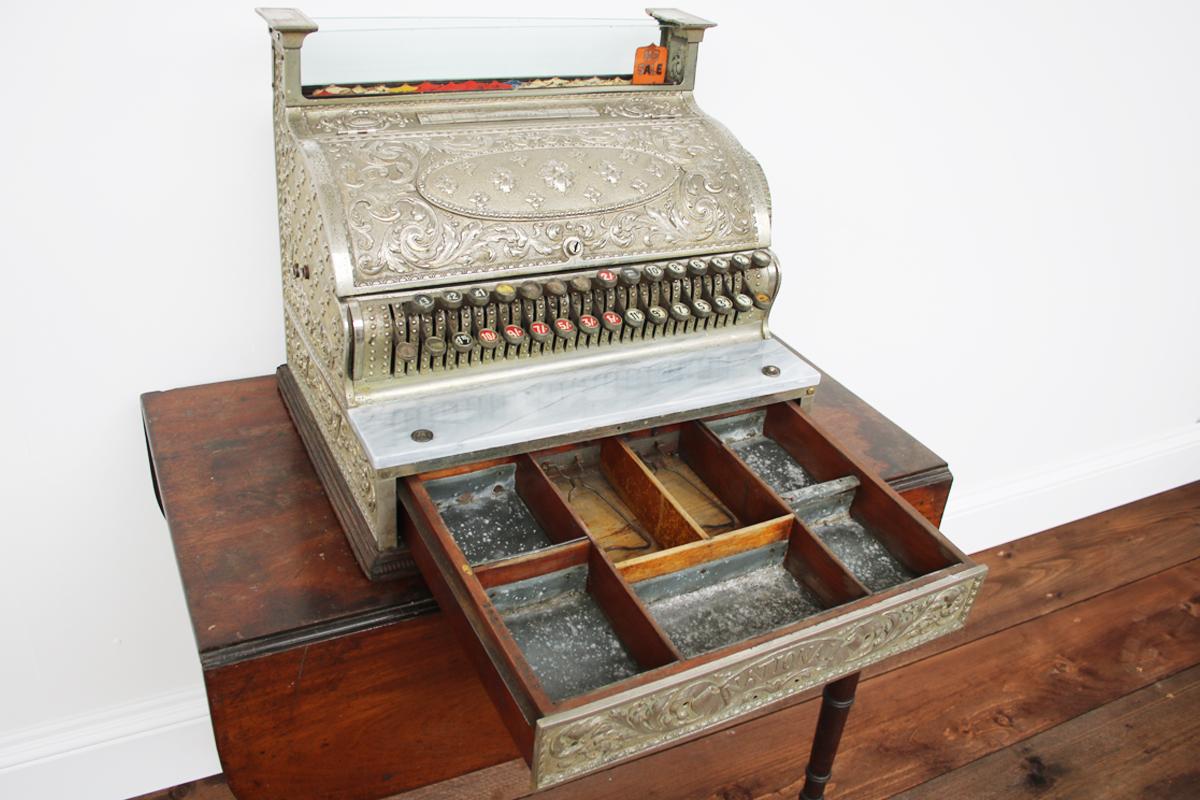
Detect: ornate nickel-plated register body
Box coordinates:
(258, 8, 985, 791)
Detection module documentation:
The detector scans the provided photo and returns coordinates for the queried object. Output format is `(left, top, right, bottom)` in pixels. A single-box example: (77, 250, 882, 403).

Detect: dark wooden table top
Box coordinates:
(142, 366, 948, 666)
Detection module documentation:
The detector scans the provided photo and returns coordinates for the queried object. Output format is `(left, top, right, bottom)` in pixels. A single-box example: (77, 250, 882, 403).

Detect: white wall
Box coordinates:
(1, 2, 1196, 798)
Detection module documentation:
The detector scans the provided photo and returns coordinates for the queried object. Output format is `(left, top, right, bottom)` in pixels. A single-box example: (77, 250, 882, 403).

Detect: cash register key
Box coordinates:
(645, 305, 668, 338)
(529, 320, 552, 353)
(618, 268, 640, 287)
(406, 293, 435, 316)
(690, 298, 713, 323)
(687, 258, 708, 276)
(712, 294, 734, 326)
(668, 301, 692, 331)
(423, 336, 447, 371)
(601, 310, 623, 333)
(518, 281, 543, 300)
(595, 269, 618, 289)
(568, 276, 593, 312)
(394, 342, 418, 374)
(752, 291, 774, 310)
(466, 286, 490, 307)
(622, 307, 646, 341)
(751, 250, 773, 268)
(493, 283, 517, 304)
(502, 324, 527, 357)
(552, 317, 576, 351)
(665, 261, 687, 281)
(437, 290, 464, 310)
(731, 253, 752, 271)
(731, 292, 754, 323)
(476, 327, 501, 361)
(577, 314, 601, 346)
(709, 257, 731, 295)
(542, 279, 567, 318)
(449, 331, 474, 366)
(642, 264, 664, 282)
(569, 276, 592, 294)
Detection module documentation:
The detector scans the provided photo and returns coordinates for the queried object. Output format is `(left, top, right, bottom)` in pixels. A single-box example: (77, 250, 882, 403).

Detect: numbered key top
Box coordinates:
(476, 327, 501, 362)
(529, 319, 552, 354)
(600, 310, 623, 343)
(577, 313, 601, 347)
(502, 323, 527, 357)
(552, 317, 576, 351)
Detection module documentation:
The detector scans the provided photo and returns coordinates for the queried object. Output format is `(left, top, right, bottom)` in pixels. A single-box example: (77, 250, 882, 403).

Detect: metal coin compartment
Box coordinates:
(704, 405, 952, 592)
(401, 404, 985, 791)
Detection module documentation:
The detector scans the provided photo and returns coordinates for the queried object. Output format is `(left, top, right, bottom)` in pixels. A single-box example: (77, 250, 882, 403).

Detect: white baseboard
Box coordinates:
(942, 422, 1200, 554)
(0, 687, 219, 800)
(1, 426, 1195, 799)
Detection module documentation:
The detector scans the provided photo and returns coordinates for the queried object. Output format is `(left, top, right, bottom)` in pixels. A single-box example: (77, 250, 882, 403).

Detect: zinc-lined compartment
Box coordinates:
(408, 402, 963, 712)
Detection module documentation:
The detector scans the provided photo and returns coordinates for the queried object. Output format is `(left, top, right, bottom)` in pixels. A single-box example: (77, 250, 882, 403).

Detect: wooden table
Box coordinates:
(142, 366, 952, 800)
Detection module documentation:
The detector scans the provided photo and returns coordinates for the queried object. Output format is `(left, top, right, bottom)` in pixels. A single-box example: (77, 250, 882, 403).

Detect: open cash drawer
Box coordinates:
(401, 402, 986, 789)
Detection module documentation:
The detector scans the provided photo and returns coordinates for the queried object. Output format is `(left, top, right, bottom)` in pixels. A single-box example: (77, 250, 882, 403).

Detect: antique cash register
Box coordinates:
(258, 8, 986, 792)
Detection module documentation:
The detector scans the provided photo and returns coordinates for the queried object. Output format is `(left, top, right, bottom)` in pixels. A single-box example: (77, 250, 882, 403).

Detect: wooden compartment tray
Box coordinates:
(401, 403, 986, 790)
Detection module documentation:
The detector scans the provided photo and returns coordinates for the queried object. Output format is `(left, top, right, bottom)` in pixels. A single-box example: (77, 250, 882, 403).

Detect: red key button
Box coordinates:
(553, 318, 576, 338)
(503, 324, 526, 346)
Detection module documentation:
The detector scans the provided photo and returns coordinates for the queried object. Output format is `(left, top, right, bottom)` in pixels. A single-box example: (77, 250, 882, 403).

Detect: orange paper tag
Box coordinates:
(632, 44, 668, 85)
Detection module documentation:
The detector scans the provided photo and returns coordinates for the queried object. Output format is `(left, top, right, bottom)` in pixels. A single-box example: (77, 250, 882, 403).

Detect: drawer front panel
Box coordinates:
(531, 566, 984, 787)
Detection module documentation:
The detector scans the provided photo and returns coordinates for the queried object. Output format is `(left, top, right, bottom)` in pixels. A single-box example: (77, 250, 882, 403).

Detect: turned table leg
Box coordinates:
(800, 672, 861, 800)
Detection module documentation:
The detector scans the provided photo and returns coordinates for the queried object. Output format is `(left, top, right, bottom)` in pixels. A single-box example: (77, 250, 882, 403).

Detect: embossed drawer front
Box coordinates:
(401, 403, 985, 789)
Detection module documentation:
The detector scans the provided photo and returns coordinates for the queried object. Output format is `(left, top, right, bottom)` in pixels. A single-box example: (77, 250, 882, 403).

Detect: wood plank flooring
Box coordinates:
(136, 482, 1200, 800)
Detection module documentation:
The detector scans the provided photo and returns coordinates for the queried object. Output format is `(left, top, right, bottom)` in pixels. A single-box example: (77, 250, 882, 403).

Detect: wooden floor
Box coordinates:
(139, 482, 1200, 800)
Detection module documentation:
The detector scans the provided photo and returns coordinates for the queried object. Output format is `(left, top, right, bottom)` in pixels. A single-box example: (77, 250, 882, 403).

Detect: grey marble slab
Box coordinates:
(348, 336, 820, 474)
